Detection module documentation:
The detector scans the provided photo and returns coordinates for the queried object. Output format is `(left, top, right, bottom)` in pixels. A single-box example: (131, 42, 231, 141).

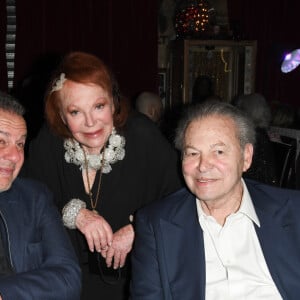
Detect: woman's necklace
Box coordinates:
(82, 145, 106, 213)
(64, 127, 126, 173)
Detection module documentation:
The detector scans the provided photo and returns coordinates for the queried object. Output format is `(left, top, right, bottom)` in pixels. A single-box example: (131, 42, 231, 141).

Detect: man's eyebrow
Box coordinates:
(184, 144, 199, 150)
(0, 131, 27, 140)
(18, 134, 27, 140)
(0, 130, 9, 137)
(185, 142, 225, 150)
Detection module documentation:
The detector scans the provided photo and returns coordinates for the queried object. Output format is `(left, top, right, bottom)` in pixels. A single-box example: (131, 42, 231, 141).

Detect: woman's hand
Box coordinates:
(101, 224, 135, 269)
(75, 208, 113, 252)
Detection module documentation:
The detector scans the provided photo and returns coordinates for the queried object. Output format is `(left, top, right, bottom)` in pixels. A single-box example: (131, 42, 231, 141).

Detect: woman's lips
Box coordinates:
(83, 129, 103, 138)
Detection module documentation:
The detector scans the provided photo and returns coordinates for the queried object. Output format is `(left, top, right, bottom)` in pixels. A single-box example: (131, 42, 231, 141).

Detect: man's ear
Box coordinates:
(149, 105, 156, 118)
(145, 104, 154, 119)
(243, 143, 253, 172)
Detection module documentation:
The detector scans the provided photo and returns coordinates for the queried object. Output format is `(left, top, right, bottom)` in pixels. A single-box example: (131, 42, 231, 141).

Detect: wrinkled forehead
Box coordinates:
(0, 110, 27, 137)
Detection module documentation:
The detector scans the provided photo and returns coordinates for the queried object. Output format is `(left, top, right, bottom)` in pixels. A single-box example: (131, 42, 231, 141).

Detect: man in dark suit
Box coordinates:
(131, 100, 300, 300)
(0, 92, 81, 299)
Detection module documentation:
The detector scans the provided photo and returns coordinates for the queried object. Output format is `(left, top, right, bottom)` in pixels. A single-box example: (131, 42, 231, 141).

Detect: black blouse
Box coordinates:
(21, 112, 183, 262)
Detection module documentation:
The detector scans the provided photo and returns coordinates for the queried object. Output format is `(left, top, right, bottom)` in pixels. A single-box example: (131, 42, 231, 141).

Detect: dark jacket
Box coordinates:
(131, 179, 300, 300)
(0, 178, 81, 299)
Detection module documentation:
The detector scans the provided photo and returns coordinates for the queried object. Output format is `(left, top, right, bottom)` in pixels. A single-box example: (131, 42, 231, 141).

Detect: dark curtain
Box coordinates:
(0, 0, 8, 92)
(227, 0, 300, 107)
(10, 0, 158, 99)
(0, 1, 157, 140)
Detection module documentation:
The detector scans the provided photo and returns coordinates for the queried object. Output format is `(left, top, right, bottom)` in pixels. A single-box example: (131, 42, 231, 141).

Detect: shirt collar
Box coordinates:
(240, 179, 260, 227)
(196, 179, 260, 227)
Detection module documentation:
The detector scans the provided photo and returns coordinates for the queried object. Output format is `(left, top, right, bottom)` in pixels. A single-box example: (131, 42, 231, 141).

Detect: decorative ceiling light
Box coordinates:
(281, 49, 300, 73)
(175, 0, 212, 39)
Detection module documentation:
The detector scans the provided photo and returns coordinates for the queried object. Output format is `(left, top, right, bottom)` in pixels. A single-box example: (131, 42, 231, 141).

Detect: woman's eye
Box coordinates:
(70, 110, 79, 116)
(96, 104, 104, 110)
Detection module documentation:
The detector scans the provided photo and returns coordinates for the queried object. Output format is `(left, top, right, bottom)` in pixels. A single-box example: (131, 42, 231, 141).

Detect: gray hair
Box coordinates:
(0, 91, 25, 116)
(174, 100, 256, 152)
(234, 93, 271, 129)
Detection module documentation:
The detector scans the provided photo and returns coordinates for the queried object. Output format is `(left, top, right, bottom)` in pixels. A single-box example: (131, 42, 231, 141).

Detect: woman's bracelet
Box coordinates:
(62, 198, 86, 229)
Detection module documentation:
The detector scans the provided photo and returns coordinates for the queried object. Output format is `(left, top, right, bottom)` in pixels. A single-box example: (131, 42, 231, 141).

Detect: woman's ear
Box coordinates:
(60, 112, 67, 125)
(111, 101, 115, 114)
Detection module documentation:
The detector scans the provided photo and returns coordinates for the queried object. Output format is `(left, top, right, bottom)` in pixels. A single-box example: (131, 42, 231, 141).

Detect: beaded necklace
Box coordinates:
(64, 128, 126, 173)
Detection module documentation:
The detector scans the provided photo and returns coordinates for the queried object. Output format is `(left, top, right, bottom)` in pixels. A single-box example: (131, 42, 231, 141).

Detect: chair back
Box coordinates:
(271, 139, 297, 189)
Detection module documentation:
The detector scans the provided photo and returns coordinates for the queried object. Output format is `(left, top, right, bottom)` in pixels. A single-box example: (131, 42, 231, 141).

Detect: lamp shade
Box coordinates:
(281, 49, 300, 73)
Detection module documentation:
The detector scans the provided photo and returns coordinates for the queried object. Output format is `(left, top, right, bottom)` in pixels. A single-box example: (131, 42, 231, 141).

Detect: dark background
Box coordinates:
(228, 0, 300, 107)
(0, 1, 158, 99)
(0, 0, 299, 107)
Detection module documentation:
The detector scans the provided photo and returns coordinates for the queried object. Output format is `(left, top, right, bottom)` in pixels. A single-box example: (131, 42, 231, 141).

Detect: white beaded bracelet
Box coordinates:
(62, 198, 86, 229)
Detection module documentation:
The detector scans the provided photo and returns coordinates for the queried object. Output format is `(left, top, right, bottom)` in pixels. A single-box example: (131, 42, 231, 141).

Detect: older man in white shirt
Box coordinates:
(131, 100, 300, 300)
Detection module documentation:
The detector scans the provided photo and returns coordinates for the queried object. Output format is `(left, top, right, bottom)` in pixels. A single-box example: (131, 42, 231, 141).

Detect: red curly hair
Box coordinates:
(45, 51, 129, 138)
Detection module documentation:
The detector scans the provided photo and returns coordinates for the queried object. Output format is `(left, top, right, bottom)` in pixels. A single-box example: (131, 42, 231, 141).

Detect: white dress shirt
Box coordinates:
(196, 180, 282, 300)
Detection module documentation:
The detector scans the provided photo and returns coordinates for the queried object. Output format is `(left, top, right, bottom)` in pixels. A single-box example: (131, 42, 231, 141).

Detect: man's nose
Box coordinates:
(197, 155, 212, 172)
